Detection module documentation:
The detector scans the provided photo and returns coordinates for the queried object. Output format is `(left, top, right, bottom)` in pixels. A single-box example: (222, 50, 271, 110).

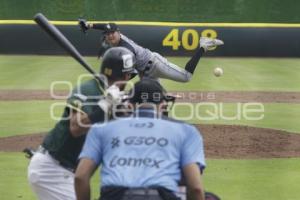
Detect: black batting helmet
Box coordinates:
(100, 47, 136, 80)
(129, 78, 176, 104)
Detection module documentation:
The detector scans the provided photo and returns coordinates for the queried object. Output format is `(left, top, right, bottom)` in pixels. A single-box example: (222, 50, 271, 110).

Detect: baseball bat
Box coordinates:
(34, 13, 104, 87)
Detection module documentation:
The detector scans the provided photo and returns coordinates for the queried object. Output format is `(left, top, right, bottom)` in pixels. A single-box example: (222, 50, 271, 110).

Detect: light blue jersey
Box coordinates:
(79, 108, 205, 192)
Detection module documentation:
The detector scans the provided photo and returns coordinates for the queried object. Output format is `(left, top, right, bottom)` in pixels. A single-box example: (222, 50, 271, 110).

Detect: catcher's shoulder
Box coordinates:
(161, 115, 190, 126)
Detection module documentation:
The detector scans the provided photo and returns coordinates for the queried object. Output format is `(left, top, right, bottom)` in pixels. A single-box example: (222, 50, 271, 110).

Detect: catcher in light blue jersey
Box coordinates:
(75, 78, 206, 200)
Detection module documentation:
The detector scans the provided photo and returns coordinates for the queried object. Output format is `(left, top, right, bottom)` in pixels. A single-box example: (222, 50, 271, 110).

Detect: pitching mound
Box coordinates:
(1, 125, 300, 159)
(200, 124, 300, 158)
(0, 133, 45, 152)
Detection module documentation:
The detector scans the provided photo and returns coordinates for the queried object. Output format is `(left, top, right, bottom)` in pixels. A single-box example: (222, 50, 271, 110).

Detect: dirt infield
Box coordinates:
(1, 89, 300, 159)
(200, 125, 300, 159)
(0, 90, 68, 101)
(0, 133, 45, 153)
(1, 90, 300, 103)
(1, 125, 300, 159)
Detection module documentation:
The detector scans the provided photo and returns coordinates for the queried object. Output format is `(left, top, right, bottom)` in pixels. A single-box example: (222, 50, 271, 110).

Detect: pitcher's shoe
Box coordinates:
(199, 37, 224, 51)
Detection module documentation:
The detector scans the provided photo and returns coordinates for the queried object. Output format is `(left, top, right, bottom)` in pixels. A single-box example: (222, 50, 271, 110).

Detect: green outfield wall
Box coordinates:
(1, 22, 300, 57)
(0, 0, 299, 23)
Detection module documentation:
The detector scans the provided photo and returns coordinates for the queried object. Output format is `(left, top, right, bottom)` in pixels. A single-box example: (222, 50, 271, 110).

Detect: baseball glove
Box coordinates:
(78, 18, 89, 34)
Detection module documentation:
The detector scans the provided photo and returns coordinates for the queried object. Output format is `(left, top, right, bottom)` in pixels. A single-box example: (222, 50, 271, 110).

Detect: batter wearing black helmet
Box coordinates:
(27, 47, 136, 200)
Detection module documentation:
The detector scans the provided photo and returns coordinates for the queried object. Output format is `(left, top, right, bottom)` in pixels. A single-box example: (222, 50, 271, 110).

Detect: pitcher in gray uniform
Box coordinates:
(79, 20, 224, 82)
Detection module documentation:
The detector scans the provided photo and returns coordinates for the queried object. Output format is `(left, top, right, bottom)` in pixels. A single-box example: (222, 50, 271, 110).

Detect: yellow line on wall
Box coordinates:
(1, 20, 300, 28)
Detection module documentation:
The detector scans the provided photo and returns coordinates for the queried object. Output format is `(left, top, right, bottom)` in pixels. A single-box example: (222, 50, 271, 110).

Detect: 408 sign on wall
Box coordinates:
(162, 28, 218, 51)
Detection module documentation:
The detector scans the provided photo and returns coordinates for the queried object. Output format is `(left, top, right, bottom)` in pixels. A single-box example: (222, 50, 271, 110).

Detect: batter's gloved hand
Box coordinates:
(99, 85, 124, 113)
(88, 85, 125, 123)
(78, 18, 89, 34)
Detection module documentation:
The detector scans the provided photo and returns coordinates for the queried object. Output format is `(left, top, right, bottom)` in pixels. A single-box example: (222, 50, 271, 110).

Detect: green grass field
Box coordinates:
(205, 158, 300, 200)
(0, 101, 65, 137)
(0, 55, 300, 200)
(172, 103, 300, 133)
(1, 101, 300, 137)
(1, 153, 300, 200)
(163, 57, 300, 91)
(1, 56, 300, 91)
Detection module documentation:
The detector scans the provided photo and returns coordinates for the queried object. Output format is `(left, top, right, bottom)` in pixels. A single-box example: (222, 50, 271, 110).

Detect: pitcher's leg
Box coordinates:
(146, 53, 192, 82)
(145, 37, 224, 83)
(185, 48, 205, 75)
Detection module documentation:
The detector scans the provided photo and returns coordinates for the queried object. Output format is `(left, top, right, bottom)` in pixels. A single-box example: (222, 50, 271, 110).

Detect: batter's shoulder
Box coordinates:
(72, 79, 104, 97)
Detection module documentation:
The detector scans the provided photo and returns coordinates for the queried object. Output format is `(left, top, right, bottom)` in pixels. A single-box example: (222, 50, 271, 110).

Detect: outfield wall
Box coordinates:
(1, 22, 300, 57)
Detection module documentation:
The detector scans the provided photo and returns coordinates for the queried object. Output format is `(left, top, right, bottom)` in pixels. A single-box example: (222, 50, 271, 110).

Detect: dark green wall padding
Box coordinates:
(0, 0, 299, 23)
